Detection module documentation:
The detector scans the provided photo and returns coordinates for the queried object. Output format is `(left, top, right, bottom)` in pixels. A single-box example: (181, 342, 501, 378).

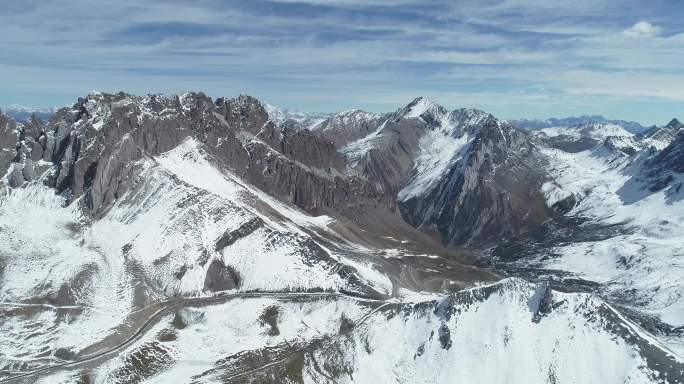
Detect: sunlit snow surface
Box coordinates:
(537, 123, 634, 140)
(0, 186, 134, 360)
(539, 143, 684, 352)
(397, 116, 475, 201)
(0, 138, 391, 375)
(30, 279, 676, 384)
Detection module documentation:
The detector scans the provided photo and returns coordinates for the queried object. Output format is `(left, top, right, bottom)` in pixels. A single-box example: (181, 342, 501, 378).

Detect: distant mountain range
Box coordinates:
(1, 104, 60, 122)
(509, 115, 647, 134)
(2, 103, 653, 136)
(262, 103, 332, 129)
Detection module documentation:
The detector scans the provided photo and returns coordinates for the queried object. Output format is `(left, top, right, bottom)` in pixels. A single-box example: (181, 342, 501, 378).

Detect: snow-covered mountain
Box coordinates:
(493, 114, 684, 356)
(639, 118, 684, 150)
(340, 96, 550, 246)
(1, 93, 683, 383)
(2, 105, 59, 123)
(263, 103, 332, 129)
(511, 115, 646, 134)
(307, 108, 384, 147)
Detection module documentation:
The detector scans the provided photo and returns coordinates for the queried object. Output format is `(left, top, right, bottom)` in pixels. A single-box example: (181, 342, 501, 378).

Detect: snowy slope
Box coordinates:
(29, 278, 683, 383)
(314, 279, 680, 383)
(397, 106, 496, 201)
(513, 140, 684, 355)
(0, 137, 394, 377)
(0, 185, 135, 366)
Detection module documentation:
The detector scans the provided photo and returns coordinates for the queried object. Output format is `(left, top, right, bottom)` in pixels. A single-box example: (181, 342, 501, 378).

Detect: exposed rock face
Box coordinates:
(203, 258, 240, 292)
(311, 109, 384, 148)
(650, 131, 684, 173)
(9, 92, 386, 220)
(337, 97, 550, 247)
(1, 93, 552, 249)
(214, 217, 264, 251)
(347, 116, 425, 196)
(399, 120, 549, 246)
(644, 130, 684, 191)
(1, 112, 49, 189)
(0, 112, 19, 182)
(638, 118, 684, 150)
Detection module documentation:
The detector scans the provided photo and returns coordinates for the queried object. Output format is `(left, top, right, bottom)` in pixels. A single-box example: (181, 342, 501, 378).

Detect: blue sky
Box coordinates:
(1, 0, 682, 125)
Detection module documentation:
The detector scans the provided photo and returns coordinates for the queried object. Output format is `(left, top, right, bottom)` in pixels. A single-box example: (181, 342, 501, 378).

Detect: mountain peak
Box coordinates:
(400, 96, 446, 119)
(666, 118, 682, 128)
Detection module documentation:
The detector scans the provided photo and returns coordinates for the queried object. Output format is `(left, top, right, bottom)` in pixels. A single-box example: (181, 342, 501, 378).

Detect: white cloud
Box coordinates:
(0, 0, 682, 125)
(624, 21, 661, 37)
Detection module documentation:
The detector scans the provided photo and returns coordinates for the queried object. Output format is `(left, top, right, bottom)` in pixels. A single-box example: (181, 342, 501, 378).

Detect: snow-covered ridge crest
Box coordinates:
(324, 108, 382, 126)
(639, 118, 684, 150)
(342, 97, 492, 162)
(3, 104, 61, 114)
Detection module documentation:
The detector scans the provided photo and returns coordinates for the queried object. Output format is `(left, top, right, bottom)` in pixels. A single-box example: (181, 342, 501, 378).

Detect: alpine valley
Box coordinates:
(1, 92, 683, 383)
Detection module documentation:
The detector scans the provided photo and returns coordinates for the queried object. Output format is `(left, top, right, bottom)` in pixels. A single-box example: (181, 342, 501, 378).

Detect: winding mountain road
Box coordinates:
(0, 291, 390, 383)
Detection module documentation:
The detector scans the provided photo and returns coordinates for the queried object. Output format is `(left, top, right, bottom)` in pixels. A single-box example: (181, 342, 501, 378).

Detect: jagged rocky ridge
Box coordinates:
(2, 93, 556, 249)
(3, 92, 385, 219)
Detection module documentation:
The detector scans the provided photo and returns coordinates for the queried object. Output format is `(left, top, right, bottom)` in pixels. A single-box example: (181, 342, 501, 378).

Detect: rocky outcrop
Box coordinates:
(203, 258, 240, 292)
(1, 112, 51, 189)
(0, 112, 19, 182)
(528, 281, 553, 323)
(214, 217, 264, 251)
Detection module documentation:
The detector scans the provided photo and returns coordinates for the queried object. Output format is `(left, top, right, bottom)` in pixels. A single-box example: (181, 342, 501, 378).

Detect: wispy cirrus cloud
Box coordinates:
(0, 0, 682, 124)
